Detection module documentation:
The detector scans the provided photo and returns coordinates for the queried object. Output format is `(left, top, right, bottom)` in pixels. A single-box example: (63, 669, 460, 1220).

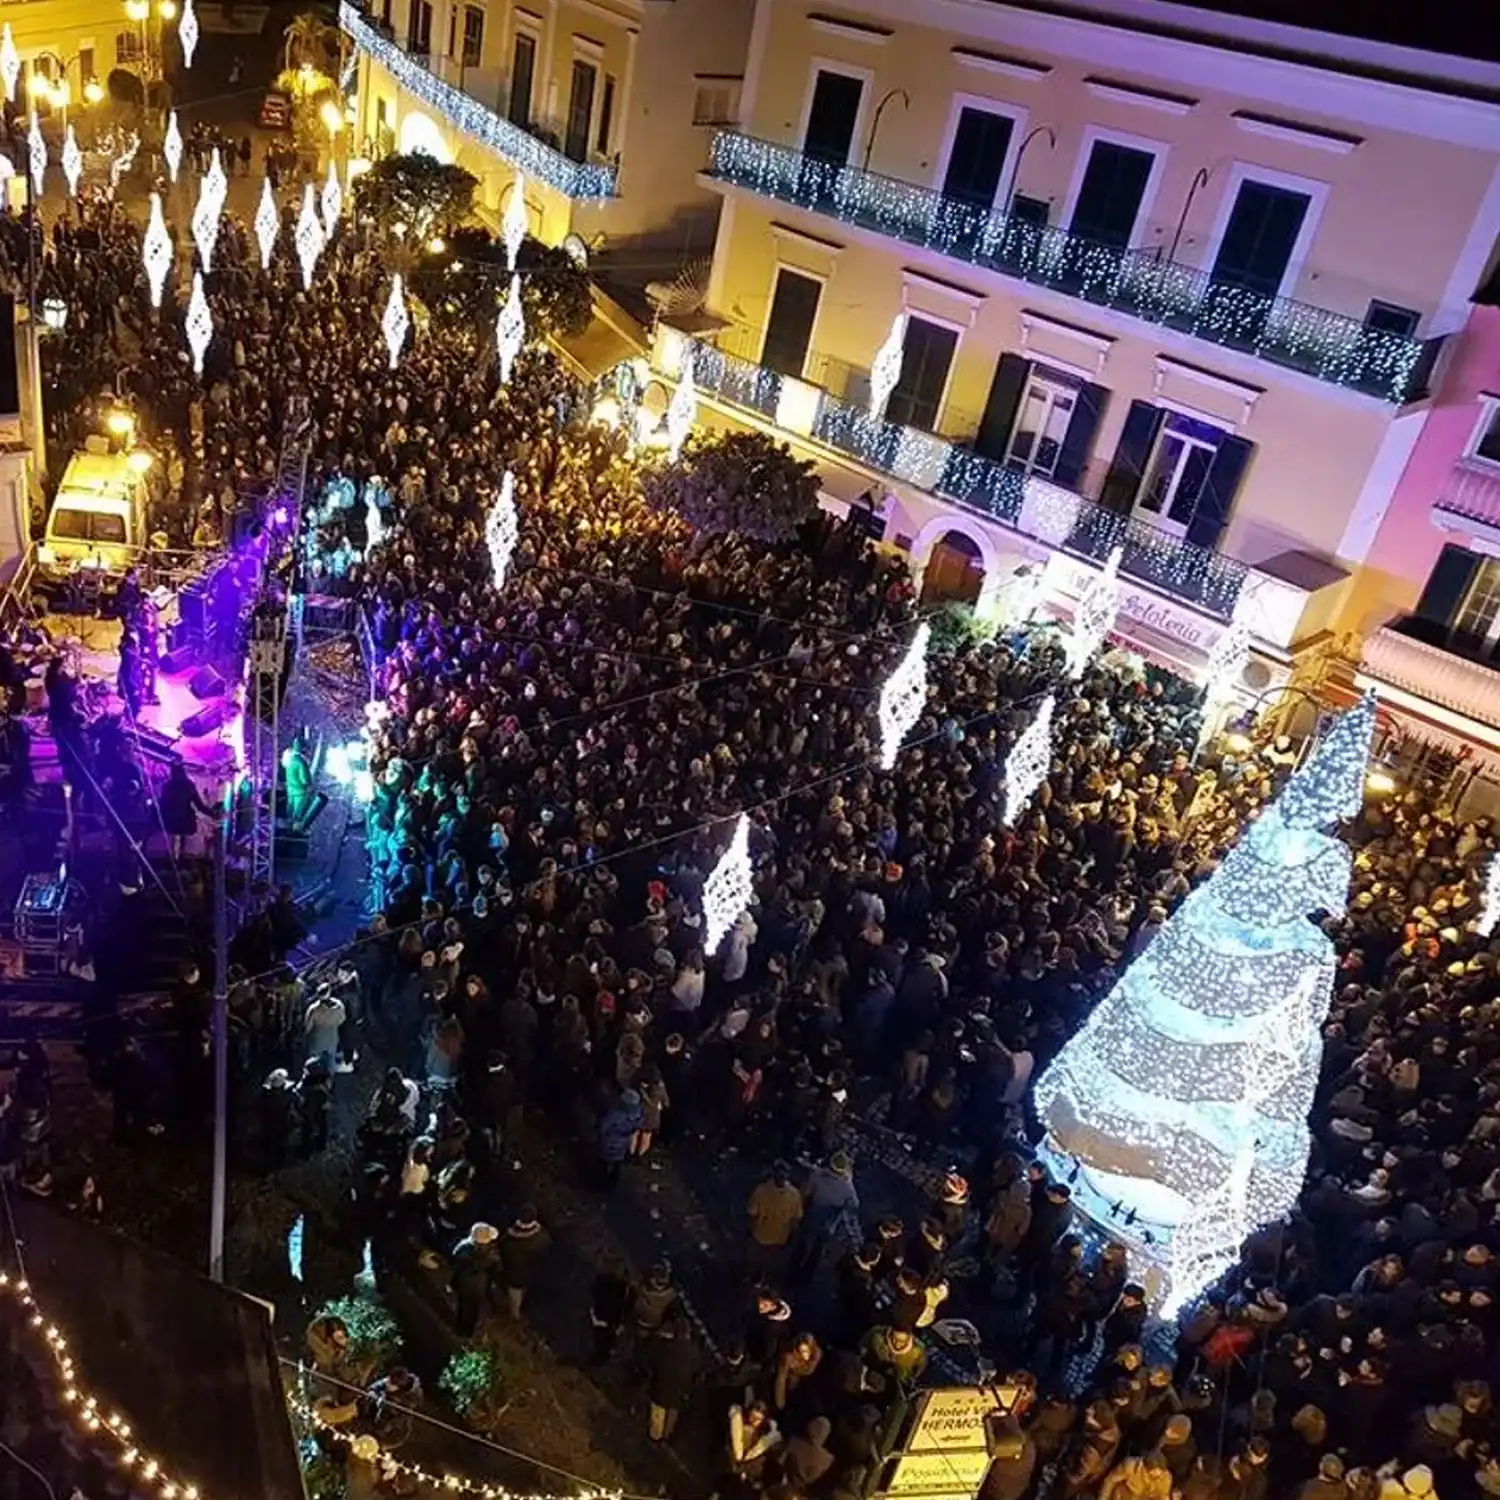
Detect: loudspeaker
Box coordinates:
(159, 644, 199, 675)
(178, 579, 209, 637)
(179, 699, 235, 737)
(189, 665, 226, 699)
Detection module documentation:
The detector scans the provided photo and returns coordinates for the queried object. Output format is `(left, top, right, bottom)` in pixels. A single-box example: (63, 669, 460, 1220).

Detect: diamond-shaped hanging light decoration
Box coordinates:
(255, 177, 279, 271)
(27, 112, 44, 198)
(485, 470, 519, 590)
(109, 130, 140, 198)
(295, 182, 325, 290)
(0, 25, 19, 104)
(381, 274, 409, 370)
(665, 344, 697, 461)
(191, 149, 226, 272)
(321, 160, 342, 238)
(0, 155, 13, 183)
(869, 313, 906, 420)
(178, 0, 199, 67)
(163, 110, 183, 183)
(143, 191, 173, 309)
(502, 172, 527, 272)
(61, 125, 82, 198)
(495, 273, 525, 385)
(184, 270, 212, 375)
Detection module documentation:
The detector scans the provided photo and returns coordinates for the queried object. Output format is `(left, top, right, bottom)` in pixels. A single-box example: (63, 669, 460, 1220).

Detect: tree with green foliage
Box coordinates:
(354, 153, 478, 243)
(645, 429, 820, 545)
(409, 230, 592, 340)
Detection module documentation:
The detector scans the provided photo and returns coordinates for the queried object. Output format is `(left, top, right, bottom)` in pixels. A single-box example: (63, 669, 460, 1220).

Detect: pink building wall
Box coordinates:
(1364, 306, 1500, 623)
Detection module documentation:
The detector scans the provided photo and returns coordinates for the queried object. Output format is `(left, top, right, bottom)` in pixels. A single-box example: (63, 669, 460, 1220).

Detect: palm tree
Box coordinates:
(283, 11, 340, 73)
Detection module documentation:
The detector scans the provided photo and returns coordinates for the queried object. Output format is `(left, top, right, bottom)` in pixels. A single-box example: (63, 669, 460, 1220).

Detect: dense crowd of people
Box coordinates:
(5, 188, 1500, 1500)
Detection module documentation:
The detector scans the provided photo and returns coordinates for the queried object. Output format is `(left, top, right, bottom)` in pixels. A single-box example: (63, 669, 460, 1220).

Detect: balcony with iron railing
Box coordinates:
(685, 332, 1249, 620)
(1361, 615, 1500, 733)
(1433, 457, 1500, 535)
(340, 1, 618, 201)
(704, 131, 1443, 406)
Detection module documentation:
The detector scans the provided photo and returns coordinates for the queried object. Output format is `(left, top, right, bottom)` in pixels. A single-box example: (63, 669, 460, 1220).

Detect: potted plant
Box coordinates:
(315, 1294, 401, 1384)
(438, 1348, 510, 1434)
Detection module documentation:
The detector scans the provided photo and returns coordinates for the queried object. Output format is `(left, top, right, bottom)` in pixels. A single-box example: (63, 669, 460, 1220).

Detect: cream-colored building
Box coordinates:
(342, 0, 755, 252)
(0, 0, 177, 106)
(656, 0, 1500, 697)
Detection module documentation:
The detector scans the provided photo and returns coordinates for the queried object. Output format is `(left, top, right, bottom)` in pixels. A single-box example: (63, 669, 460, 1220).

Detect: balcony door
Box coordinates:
(508, 31, 536, 126)
(886, 315, 958, 433)
(565, 60, 597, 163)
(1069, 139, 1155, 248)
(802, 69, 863, 166)
(1210, 179, 1310, 299)
(407, 0, 432, 54)
(761, 267, 822, 379)
(941, 106, 1014, 211)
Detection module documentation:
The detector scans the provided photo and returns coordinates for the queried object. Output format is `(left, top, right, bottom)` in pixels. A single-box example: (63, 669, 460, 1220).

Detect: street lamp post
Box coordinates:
(1000, 123, 1056, 220)
(861, 88, 909, 174)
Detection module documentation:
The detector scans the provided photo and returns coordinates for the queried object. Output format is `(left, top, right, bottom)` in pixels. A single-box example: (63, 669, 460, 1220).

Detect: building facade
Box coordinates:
(658, 0, 1500, 698)
(341, 0, 755, 251)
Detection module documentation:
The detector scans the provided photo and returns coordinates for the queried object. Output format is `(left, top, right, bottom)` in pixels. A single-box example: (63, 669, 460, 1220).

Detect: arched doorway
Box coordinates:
(921, 528, 986, 606)
(397, 110, 451, 162)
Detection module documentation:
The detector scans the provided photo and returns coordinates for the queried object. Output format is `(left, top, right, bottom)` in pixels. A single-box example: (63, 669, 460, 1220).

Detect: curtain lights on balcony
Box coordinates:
(338, 2, 617, 201)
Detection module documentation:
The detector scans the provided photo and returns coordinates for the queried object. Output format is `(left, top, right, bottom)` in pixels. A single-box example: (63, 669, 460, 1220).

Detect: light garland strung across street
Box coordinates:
(702, 813, 753, 958)
(291, 1393, 622, 1500)
(485, 470, 519, 589)
(0, 1270, 205, 1500)
(191, 148, 227, 272)
(163, 110, 183, 184)
(142, 192, 173, 309)
(381, 274, 408, 369)
(61, 125, 82, 198)
(1476, 853, 1500, 939)
(0, 24, 18, 102)
(255, 177, 279, 270)
(178, 0, 199, 66)
(495, 273, 525, 385)
(876, 622, 930, 771)
(502, 171, 528, 271)
(1066, 545, 1122, 680)
(321, 160, 342, 238)
(295, 182, 325, 290)
(184, 270, 212, 375)
(1003, 693, 1054, 827)
(27, 112, 44, 198)
(868, 313, 906, 420)
(664, 344, 696, 461)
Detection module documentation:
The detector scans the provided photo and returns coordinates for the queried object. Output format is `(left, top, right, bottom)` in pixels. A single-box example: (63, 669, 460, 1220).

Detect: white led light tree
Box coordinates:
(1034, 692, 1377, 1313)
(1066, 545, 1123, 679)
(877, 622, 930, 771)
(502, 172, 528, 271)
(255, 177, 279, 270)
(1475, 853, 1500, 939)
(1003, 694, 1054, 827)
(322, 160, 343, 237)
(702, 813, 753, 958)
(142, 192, 173, 309)
(665, 344, 697, 461)
(485, 471, 519, 589)
(869, 313, 906, 420)
(27, 112, 44, 197)
(163, 110, 183, 183)
(295, 182, 325, 290)
(495, 272, 524, 385)
(184, 270, 212, 375)
(178, 0, 199, 67)
(381, 274, 409, 369)
(0, 25, 18, 102)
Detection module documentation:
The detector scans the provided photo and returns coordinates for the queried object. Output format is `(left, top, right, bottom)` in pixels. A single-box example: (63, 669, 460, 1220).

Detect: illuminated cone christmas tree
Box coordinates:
(1033, 692, 1376, 1312)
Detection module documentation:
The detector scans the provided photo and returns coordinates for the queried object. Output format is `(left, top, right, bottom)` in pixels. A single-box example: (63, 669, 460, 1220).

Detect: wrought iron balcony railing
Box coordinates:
(689, 336, 1249, 620)
(706, 131, 1437, 405)
(341, 2, 617, 201)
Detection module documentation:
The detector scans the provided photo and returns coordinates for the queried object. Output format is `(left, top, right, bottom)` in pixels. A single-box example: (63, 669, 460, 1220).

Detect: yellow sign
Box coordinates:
(886, 1450, 991, 1496)
(907, 1388, 1004, 1453)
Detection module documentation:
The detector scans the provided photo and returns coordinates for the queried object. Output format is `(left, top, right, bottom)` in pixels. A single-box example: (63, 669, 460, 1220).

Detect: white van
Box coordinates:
(38, 449, 150, 578)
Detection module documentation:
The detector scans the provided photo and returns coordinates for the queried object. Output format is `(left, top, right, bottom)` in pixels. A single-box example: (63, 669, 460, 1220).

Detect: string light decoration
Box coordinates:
(0, 1270, 205, 1500)
(868, 313, 905, 420)
(109, 130, 140, 197)
(0, 24, 18, 102)
(184, 270, 212, 374)
(0, 154, 13, 182)
(27, 112, 44, 197)
(1066, 545, 1122, 679)
(1198, 620, 1252, 747)
(295, 182, 325, 290)
(61, 124, 82, 198)
(664, 344, 697, 461)
(502, 171, 528, 271)
(1033, 693, 1376, 1311)
(1003, 694, 1054, 827)
(143, 192, 173, 309)
(321, 159, 342, 238)
(291, 1393, 623, 1500)
(1475, 853, 1500, 939)
(178, 0, 199, 67)
(876, 622, 930, 771)
(381, 273, 409, 369)
(485, 470, 519, 589)
(495, 272, 524, 385)
(337, 2, 616, 200)
(704, 130, 1426, 404)
(191, 148, 227, 272)
(163, 110, 183, 183)
(702, 813, 753, 958)
(255, 177, 279, 271)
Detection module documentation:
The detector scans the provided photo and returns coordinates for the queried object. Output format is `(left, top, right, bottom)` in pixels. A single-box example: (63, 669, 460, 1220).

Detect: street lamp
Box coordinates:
(40, 297, 68, 330)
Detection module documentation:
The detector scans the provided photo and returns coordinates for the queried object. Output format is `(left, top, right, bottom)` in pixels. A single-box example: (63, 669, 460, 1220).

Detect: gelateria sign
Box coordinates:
(1049, 556, 1224, 657)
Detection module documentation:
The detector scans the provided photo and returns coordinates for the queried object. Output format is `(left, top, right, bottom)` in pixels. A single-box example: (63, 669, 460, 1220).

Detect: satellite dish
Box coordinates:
(562, 233, 589, 268)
